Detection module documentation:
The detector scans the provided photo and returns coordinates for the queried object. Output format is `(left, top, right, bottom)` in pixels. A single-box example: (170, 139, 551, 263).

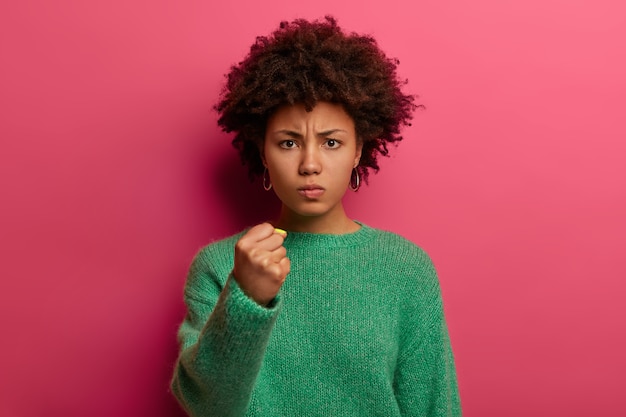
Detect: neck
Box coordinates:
(274, 204, 360, 234)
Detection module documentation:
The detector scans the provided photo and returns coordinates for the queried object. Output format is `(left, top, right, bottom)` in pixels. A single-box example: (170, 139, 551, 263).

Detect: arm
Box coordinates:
(171, 266, 281, 417)
(394, 307, 461, 416)
(393, 252, 462, 416)
(171, 224, 289, 417)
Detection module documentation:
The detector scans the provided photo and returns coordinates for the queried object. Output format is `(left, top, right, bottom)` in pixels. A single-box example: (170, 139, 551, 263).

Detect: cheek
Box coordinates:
(339, 154, 358, 173)
(267, 160, 294, 187)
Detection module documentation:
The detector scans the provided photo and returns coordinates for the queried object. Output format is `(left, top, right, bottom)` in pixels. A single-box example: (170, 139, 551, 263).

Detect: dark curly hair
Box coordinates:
(215, 16, 419, 183)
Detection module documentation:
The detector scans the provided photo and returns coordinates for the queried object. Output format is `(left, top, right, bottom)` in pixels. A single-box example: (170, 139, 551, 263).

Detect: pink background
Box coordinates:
(1, 1, 625, 416)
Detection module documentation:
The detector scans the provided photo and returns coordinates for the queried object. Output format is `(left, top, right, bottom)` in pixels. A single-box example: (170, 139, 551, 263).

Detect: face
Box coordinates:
(263, 102, 362, 223)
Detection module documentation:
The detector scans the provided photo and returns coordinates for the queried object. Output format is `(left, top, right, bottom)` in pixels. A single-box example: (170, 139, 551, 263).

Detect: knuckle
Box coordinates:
(235, 239, 249, 253)
(257, 222, 273, 235)
(260, 259, 270, 269)
(248, 247, 261, 260)
(272, 271, 284, 283)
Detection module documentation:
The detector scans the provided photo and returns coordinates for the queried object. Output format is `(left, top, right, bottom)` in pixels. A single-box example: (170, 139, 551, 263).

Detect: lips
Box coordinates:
(297, 184, 325, 199)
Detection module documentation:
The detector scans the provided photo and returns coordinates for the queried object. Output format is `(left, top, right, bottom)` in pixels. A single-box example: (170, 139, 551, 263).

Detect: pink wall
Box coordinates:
(1, 1, 625, 416)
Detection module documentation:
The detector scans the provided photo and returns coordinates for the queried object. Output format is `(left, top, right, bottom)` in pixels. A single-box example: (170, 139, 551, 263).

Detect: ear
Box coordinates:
(259, 141, 267, 168)
(354, 141, 363, 168)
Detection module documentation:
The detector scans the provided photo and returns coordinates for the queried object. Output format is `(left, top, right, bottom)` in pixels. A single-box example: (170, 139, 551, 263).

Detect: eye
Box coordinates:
(279, 140, 297, 149)
(324, 139, 341, 149)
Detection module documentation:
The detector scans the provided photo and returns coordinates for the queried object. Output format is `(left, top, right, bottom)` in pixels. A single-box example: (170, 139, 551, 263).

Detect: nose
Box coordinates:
(299, 145, 321, 175)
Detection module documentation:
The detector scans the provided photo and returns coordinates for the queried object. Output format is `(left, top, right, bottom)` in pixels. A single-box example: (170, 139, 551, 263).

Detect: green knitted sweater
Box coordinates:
(171, 223, 461, 416)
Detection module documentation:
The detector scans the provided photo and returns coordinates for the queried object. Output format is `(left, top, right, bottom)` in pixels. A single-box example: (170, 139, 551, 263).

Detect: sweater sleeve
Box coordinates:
(393, 250, 462, 417)
(170, 245, 282, 417)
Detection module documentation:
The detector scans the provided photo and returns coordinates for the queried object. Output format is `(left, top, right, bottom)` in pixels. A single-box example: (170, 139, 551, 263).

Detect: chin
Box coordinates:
(285, 202, 332, 218)
(293, 208, 330, 218)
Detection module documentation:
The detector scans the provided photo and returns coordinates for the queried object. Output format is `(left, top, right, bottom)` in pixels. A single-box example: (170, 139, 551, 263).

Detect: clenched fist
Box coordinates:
(232, 223, 290, 306)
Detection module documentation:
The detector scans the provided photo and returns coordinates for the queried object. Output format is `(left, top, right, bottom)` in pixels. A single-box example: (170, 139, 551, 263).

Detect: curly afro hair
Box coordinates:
(215, 16, 419, 183)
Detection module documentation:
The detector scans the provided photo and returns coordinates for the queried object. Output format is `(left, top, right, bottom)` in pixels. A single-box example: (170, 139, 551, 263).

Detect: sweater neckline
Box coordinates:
(282, 222, 375, 248)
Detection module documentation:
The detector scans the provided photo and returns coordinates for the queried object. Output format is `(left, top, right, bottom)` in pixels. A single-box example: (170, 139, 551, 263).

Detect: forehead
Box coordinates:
(267, 102, 355, 132)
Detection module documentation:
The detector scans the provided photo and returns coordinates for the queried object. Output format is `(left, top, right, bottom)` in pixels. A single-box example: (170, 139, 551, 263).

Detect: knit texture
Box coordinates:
(171, 223, 461, 416)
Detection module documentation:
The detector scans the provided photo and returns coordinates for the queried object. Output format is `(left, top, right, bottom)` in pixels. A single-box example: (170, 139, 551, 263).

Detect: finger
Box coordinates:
(268, 246, 287, 263)
(256, 233, 286, 252)
(244, 222, 276, 242)
(273, 228, 288, 238)
(279, 257, 291, 277)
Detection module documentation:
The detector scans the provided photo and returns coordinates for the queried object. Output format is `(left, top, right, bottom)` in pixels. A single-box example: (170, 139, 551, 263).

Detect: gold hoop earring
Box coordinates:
(263, 167, 272, 191)
(349, 168, 360, 192)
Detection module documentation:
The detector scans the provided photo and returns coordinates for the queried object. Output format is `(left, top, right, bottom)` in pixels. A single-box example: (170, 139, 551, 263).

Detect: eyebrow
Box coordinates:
(272, 129, 347, 138)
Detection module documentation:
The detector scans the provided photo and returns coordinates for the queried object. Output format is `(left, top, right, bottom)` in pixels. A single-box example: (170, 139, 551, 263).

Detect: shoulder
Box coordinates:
(190, 231, 244, 272)
(363, 226, 446, 328)
(365, 226, 434, 268)
(185, 230, 245, 295)
(360, 224, 440, 291)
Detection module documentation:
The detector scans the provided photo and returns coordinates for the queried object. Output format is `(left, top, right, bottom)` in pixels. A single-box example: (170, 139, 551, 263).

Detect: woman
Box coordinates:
(171, 16, 461, 416)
